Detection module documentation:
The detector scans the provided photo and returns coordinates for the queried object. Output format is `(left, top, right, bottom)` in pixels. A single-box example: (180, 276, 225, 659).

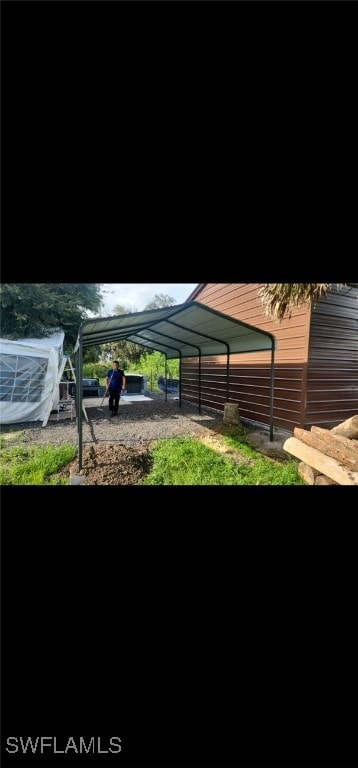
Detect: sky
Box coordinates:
(100, 283, 198, 315)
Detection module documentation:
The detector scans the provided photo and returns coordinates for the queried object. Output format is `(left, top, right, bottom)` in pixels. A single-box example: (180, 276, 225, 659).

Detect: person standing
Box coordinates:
(106, 361, 126, 417)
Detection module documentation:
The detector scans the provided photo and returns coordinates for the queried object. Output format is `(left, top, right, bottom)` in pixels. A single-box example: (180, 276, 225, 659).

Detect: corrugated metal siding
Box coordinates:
(181, 284, 311, 432)
(182, 361, 307, 432)
(305, 286, 358, 428)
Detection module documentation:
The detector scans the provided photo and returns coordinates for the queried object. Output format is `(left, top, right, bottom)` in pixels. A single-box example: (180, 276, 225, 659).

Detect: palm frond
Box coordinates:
(260, 284, 331, 321)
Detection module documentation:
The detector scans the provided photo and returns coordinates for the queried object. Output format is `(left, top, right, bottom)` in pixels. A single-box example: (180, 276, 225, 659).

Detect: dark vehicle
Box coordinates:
(68, 378, 106, 398)
(157, 375, 180, 394)
(125, 374, 144, 394)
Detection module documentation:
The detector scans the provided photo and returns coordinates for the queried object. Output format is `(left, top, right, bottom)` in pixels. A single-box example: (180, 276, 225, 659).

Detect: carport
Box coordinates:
(73, 301, 277, 469)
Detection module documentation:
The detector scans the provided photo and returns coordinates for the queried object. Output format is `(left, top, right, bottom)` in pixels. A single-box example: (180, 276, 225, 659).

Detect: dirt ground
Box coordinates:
(58, 442, 154, 485)
(57, 424, 290, 486)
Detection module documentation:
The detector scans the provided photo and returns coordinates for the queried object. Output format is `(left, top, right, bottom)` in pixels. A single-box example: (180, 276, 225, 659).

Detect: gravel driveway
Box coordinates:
(1, 394, 225, 448)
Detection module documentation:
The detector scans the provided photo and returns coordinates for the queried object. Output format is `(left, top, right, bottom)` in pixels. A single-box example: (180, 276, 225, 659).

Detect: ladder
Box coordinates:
(58, 355, 89, 423)
(64, 355, 76, 381)
(41, 354, 75, 427)
(58, 355, 89, 422)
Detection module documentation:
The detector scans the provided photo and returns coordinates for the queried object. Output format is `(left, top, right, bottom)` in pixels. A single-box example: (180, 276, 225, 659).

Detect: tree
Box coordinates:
(0, 284, 103, 348)
(144, 293, 176, 310)
(112, 304, 137, 316)
(83, 345, 103, 364)
(108, 295, 176, 366)
(259, 283, 358, 321)
(109, 303, 143, 366)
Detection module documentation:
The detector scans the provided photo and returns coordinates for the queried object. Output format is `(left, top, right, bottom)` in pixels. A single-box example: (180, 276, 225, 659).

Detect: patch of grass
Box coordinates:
(145, 437, 305, 485)
(0, 443, 77, 485)
(0, 430, 26, 450)
(221, 425, 261, 459)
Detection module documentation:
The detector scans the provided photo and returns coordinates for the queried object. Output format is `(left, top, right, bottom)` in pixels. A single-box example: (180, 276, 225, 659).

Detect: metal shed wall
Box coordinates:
(184, 283, 358, 432)
(306, 285, 358, 428)
(183, 283, 311, 432)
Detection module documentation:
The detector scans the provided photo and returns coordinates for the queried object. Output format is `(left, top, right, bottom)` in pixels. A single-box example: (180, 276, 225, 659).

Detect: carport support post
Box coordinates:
(198, 351, 202, 414)
(164, 356, 168, 403)
(78, 334, 83, 470)
(226, 350, 230, 402)
(179, 353, 182, 408)
(270, 344, 275, 442)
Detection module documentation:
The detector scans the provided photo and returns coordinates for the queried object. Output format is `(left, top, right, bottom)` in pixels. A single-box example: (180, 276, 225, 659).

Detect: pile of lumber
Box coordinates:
(284, 415, 358, 485)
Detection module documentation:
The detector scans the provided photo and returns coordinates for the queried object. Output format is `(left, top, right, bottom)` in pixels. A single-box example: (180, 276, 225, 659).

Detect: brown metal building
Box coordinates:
(182, 283, 358, 433)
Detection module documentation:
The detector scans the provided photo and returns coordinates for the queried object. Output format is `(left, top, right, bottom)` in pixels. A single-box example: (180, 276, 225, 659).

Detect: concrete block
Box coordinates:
(70, 474, 86, 485)
(224, 403, 240, 425)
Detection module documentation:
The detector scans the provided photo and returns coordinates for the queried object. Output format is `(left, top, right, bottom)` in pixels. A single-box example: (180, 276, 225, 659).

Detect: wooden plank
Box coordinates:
(331, 415, 358, 440)
(298, 462, 320, 485)
(315, 475, 338, 486)
(311, 426, 358, 455)
(293, 427, 358, 471)
(283, 437, 358, 485)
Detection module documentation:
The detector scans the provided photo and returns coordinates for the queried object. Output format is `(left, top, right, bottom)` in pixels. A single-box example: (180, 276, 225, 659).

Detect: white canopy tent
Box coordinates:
(0, 331, 65, 426)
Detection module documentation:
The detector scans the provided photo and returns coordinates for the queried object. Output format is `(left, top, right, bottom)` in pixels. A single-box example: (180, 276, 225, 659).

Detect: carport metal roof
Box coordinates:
(74, 301, 277, 468)
(75, 301, 276, 358)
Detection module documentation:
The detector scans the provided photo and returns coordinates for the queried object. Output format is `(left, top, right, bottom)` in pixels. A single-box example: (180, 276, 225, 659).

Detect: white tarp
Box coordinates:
(0, 331, 64, 424)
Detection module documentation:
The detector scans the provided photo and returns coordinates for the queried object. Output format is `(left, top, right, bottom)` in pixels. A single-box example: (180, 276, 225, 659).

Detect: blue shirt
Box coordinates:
(106, 368, 125, 391)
